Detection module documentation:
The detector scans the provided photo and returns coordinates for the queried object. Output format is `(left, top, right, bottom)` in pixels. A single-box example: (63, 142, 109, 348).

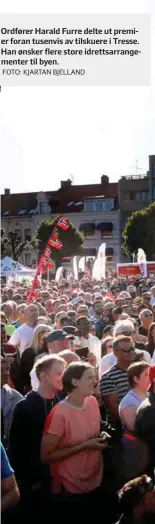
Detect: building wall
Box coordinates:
(2, 208, 120, 268)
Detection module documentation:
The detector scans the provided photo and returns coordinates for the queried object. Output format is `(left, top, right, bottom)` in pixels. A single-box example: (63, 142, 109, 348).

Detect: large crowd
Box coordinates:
(1, 271, 155, 523)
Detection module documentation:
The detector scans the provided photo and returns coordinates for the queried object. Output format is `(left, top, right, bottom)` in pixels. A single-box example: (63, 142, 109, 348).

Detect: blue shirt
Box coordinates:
(1, 442, 14, 480)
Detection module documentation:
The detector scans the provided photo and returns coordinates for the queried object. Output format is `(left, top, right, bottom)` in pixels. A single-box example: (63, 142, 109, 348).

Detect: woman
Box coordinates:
(119, 361, 150, 481)
(99, 337, 115, 379)
(41, 362, 107, 504)
(19, 324, 51, 393)
(145, 322, 155, 358)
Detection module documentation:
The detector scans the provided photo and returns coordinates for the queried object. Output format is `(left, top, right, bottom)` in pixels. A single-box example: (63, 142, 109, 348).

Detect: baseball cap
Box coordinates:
(45, 329, 75, 343)
(63, 326, 79, 336)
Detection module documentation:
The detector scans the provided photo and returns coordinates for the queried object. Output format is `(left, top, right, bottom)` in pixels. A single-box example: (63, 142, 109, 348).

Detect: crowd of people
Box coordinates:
(1, 271, 155, 523)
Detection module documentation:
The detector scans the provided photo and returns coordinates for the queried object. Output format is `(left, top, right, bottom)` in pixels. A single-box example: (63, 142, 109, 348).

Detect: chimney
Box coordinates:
(61, 179, 72, 189)
(101, 175, 109, 186)
(4, 188, 10, 195)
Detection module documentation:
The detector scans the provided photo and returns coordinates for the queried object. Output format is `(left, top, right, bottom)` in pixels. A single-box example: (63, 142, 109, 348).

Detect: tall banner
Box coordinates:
(73, 256, 78, 280)
(92, 258, 100, 280)
(137, 248, 147, 278)
(55, 266, 63, 283)
(27, 216, 69, 303)
(97, 243, 106, 279)
(79, 256, 85, 272)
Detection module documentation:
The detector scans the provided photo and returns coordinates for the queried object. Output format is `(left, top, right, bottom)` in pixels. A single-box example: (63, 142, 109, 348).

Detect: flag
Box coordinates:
(73, 256, 78, 280)
(50, 239, 63, 250)
(57, 216, 69, 230)
(55, 266, 63, 283)
(97, 243, 106, 279)
(79, 257, 85, 272)
(137, 248, 147, 277)
(92, 258, 100, 280)
(48, 232, 59, 245)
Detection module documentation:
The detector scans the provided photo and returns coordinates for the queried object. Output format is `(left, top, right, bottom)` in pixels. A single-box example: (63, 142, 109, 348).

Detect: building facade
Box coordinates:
(1, 176, 120, 270)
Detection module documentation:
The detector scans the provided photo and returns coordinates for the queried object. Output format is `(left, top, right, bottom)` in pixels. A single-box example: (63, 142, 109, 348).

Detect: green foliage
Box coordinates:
(122, 202, 155, 259)
(32, 216, 84, 267)
(1, 231, 28, 261)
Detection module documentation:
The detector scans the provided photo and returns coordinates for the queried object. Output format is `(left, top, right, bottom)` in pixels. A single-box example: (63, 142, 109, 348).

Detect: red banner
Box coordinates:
(27, 216, 69, 304)
(117, 262, 155, 277)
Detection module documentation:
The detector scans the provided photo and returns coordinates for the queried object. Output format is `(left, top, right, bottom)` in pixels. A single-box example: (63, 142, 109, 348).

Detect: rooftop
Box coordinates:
(1, 180, 118, 217)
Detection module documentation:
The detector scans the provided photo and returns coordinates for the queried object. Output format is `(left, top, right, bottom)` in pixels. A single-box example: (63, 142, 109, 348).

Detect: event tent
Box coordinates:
(0, 257, 36, 277)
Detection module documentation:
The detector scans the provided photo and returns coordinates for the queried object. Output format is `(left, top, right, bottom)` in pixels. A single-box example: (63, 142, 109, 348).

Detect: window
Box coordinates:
(106, 256, 113, 262)
(135, 192, 141, 200)
(94, 200, 103, 211)
(24, 228, 31, 241)
(101, 230, 112, 239)
(25, 253, 31, 267)
(124, 192, 130, 200)
(15, 229, 21, 241)
(103, 199, 114, 211)
(84, 229, 96, 239)
(84, 200, 94, 211)
(39, 202, 48, 214)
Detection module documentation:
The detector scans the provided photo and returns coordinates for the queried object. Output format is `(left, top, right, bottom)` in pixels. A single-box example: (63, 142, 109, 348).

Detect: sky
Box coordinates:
(0, 0, 155, 194)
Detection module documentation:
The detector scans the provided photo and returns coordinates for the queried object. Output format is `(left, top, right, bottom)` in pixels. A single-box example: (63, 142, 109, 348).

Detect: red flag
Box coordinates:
(57, 216, 69, 230)
(50, 239, 63, 250)
(48, 232, 59, 245)
(46, 262, 54, 268)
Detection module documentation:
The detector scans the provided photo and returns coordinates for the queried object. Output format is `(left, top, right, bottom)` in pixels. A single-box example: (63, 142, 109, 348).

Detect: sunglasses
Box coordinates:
(144, 313, 152, 318)
(117, 346, 134, 353)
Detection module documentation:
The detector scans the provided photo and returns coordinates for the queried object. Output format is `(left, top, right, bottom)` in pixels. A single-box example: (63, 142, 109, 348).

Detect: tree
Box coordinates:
(122, 202, 155, 259)
(1, 231, 29, 261)
(32, 216, 84, 268)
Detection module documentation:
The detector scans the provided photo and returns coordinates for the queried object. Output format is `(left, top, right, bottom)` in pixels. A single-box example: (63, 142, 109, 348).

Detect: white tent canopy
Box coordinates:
(0, 257, 36, 277)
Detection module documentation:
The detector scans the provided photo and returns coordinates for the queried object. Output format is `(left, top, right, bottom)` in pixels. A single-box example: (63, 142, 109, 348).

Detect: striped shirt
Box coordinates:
(100, 365, 129, 423)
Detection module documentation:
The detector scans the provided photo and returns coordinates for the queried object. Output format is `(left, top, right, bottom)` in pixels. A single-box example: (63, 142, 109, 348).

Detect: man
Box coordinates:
(2, 301, 18, 324)
(90, 300, 109, 339)
(116, 475, 155, 523)
(142, 292, 152, 310)
(76, 304, 89, 318)
(9, 354, 65, 497)
(114, 320, 151, 364)
(44, 329, 75, 354)
(75, 316, 101, 364)
(13, 303, 27, 328)
(55, 312, 70, 329)
(8, 304, 39, 356)
(112, 307, 123, 324)
(139, 309, 153, 337)
(1, 357, 23, 448)
(1, 442, 20, 514)
(100, 335, 135, 425)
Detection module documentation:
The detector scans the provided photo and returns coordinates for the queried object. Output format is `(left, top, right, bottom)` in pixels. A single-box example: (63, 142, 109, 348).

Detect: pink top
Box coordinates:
(44, 396, 103, 494)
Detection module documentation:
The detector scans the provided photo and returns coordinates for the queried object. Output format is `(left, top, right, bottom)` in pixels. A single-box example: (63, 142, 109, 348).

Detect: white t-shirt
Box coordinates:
(9, 324, 34, 355)
(99, 353, 116, 379)
(74, 334, 101, 364)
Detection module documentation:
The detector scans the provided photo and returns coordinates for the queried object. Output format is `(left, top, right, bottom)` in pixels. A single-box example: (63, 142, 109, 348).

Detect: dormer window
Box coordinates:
(39, 202, 48, 214)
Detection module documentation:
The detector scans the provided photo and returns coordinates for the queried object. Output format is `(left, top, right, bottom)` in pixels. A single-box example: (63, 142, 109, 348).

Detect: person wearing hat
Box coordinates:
(116, 474, 155, 523)
(45, 329, 75, 354)
(135, 365, 155, 473)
